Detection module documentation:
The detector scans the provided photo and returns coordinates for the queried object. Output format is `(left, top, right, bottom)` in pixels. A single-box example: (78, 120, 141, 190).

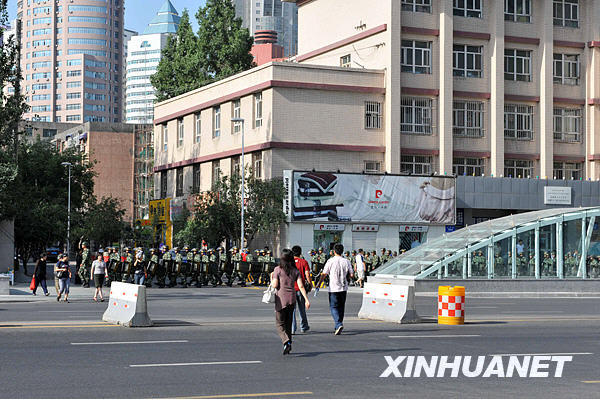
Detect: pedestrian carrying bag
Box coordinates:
(304, 277, 313, 293)
(29, 276, 36, 291)
(262, 284, 276, 304)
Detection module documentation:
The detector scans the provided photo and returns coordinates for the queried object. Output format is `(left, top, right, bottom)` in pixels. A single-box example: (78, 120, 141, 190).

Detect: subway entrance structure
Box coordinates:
(360, 207, 600, 322)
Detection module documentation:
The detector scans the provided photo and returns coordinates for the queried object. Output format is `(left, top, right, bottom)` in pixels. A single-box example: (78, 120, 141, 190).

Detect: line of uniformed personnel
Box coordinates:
(94, 246, 278, 288)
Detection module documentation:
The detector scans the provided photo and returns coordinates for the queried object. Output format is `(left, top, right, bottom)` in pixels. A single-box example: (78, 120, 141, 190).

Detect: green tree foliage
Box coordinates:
(152, 1, 254, 102)
(196, 0, 254, 80)
(75, 196, 126, 248)
(151, 10, 208, 102)
(3, 141, 95, 271)
(179, 171, 285, 249)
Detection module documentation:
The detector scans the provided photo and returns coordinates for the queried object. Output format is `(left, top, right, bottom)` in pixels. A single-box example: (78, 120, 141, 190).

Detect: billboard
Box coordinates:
(289, 171, 456, 225)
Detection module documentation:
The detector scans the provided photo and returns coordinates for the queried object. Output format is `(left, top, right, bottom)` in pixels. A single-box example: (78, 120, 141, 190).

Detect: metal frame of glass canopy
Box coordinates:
(373, 207, 600, 280)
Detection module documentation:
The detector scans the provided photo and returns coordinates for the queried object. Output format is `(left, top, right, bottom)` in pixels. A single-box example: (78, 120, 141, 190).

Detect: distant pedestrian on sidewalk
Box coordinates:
(316, 243, 354, 335)
(56, 254, 72, 303)
(91, 254, 108, 302)
(355, 249, 366, 288)
(270, 249, 311, 355)
(32, 253, 49, 296)
(291, 245, 312, 334)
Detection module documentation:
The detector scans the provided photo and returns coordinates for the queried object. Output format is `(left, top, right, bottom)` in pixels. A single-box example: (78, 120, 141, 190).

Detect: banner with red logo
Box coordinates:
(290, 171, 456, 225)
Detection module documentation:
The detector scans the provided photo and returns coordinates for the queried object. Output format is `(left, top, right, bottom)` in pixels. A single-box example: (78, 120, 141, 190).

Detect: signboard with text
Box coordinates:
(289, 171, 456, 225)
(544, 186, 572, 205)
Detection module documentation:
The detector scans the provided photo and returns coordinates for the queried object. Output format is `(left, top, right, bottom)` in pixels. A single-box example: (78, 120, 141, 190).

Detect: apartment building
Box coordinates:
(124, 0, 180, 124)
(294, 0, 600, 180)
(17, 0, 124, 123)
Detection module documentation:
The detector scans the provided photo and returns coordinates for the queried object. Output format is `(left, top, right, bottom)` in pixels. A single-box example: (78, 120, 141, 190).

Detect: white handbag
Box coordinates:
(262, 284, 277, 304)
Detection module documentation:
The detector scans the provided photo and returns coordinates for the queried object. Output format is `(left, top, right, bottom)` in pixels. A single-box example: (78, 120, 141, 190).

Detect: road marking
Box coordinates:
(582, 381, 600, 383)
(389, 334, 480, 338)
(71, 340, 188, 346)
(151, 392, 312, 399)
(130, 360, 262, 368)
(492, 352, 593, 357)
(0, 323, 117, 329)
(469, 306, 498, 309)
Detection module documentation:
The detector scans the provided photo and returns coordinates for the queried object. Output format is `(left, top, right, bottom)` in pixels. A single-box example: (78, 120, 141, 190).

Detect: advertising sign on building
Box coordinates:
(544, 186, 572, 205)
(283, 170, 293, 222)
(289, 171, 456, 225)
(313, 224, 345, 231)
(352, 224, 379, 232)
(398, 225, 429, 233)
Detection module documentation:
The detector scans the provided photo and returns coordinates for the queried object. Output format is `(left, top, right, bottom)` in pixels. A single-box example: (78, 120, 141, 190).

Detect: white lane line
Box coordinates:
(469, 306, 498, 309)
(502, 310, 564, 313)
(492, 352, 593, 357)
(71, 340, 189, 346)
(389, 334, 481, 338)
(130, 360, 262, 368)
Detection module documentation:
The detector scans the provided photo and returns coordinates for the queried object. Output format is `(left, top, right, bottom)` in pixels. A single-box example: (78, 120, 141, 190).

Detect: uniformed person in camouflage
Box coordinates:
(158, 246, 170, 288)
(218, 247, 231, 286)
(315, 247, 327, 274)
(200, 249, 209, 286)
(173, 247, 185, 287)
(230, 247, 242, 286)
(208, 249, 219, 286)
(146, 248, 159, 288)
(121, 247, 134, 283)
(79, 242, 91, 287)
(371, 250, 380, 273)
(190, 248, 200, 287)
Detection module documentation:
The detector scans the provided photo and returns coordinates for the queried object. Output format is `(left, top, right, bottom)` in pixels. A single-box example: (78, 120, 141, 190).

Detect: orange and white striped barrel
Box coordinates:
(438, 285, 465, 325)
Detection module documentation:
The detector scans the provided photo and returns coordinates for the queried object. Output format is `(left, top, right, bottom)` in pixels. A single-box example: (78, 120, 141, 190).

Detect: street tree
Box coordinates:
(75, 196, 127, 248)
(151, 9, 208, 102)
(196, 0, 254, 81)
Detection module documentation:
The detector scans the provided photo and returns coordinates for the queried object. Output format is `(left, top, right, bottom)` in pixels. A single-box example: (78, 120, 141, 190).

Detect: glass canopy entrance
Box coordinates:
(373, 207, 600, 280)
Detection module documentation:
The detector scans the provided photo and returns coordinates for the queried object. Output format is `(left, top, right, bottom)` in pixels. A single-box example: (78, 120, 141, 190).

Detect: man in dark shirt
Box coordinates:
(32, 253, 49, 296)
(292, 245, 312, 334)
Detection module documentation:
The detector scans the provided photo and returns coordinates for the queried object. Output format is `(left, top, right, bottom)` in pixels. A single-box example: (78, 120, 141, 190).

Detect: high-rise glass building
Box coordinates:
(17, 0, 124, 122)
(233, 0, 298, 57)
(124, 0, 180, 124)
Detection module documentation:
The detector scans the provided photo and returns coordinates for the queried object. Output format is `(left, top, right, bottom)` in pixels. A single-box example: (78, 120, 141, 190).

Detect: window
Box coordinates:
(401, 97, 433, 134)
(84, 104, 105, 112)
(66, 70, 81, 77)
(364, 161, 381, 174)
(177, 118, 184, 147)
(66, 115, 81, 121)
(252, 152, 262, 178)
(195, 113, 201, 143)
(192, 164, 201, 193)
(504, 159, 533, 178)
(31, 105, 51, 112)
(160, 171, 167, 198)
(453, 0, 482, 18)
(162, 123, 168, 151)
(68, 27, 107, 35)
(340, 54, 351, 68)
(553, 162, 582, 180)
(505, 0, 531, 23)
(453, 101, 484, 137)
(553, 54, 579, 85)
(401, 40, 432, 74)
(67, 59, 82, 66)
(66, 81, 81, 88)
(231, 156, 241, 176)
(213, 106, 221, 137)
(504, 104, 534, 140)
(453, 157, 484, 176)
(66, 104, 81, 110)
(232, 100, 241, 134)
(553, 0, 579, 27)
(453, 45, 482, 78)
(504, 49, 531, 81)
(175, 167, 183, 197)
(401, 0, 431, 13)
(363, 101, 383, 129)
(68, 16, 107, 24)
(42, 128, 56, 138)
(401, 155, 432, 175)
(553, 108, 582, 142)
(254, 93, 263, 128)
(211, 161, 221, 188)
(68, 5, 107, 13)
(68, 38, 107, 46)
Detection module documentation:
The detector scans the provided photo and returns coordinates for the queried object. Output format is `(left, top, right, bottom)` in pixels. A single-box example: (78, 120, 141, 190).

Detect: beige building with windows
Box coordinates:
(153, 0, 600, 251)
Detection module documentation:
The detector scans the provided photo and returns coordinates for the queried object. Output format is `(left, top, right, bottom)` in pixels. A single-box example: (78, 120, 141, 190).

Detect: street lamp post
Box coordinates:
(231, 117, 245, 248)
(61, 162, 72, 256)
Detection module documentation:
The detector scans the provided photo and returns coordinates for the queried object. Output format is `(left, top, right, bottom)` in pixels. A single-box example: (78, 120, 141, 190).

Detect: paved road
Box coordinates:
(1, 286, 599, 399)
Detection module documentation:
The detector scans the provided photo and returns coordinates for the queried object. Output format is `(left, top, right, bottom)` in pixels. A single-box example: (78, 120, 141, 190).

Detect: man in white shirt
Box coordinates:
(355, 249, 365, 288)
(316, 243, 354, 335)
(516, 240, 525, 255)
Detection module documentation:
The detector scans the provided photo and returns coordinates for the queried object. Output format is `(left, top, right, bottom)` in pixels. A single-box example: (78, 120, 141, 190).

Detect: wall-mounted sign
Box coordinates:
(398, 225, 429, 233)
(314, 224, 346, 231)
(352, 224, 379, 232)
(544, 186, 571, 205)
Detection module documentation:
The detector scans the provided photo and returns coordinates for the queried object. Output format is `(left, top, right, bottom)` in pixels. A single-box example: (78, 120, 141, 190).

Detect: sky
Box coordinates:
(7, 0, 207, 34)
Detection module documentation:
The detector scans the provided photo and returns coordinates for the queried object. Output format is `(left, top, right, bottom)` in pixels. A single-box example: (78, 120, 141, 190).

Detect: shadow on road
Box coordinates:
(292, 347, 422, 358)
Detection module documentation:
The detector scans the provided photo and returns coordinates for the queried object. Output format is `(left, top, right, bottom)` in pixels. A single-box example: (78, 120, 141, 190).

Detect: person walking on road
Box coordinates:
(291, 245, 312, 335)
(56, 254, 72, 302)
(91, 254, 108, 302)
(32, 253, 49, 296)
(270, 249, 311, 355)
(355, 249, 366, 288)
(133, 249, 147, 285)
(315, 243, 354, 335)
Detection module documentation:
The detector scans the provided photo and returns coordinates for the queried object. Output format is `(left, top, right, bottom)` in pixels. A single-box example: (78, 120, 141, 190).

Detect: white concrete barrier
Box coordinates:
(0, 275, 9, 295)
(358, 279, 421, 324)
(102, 282, 152, 327)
